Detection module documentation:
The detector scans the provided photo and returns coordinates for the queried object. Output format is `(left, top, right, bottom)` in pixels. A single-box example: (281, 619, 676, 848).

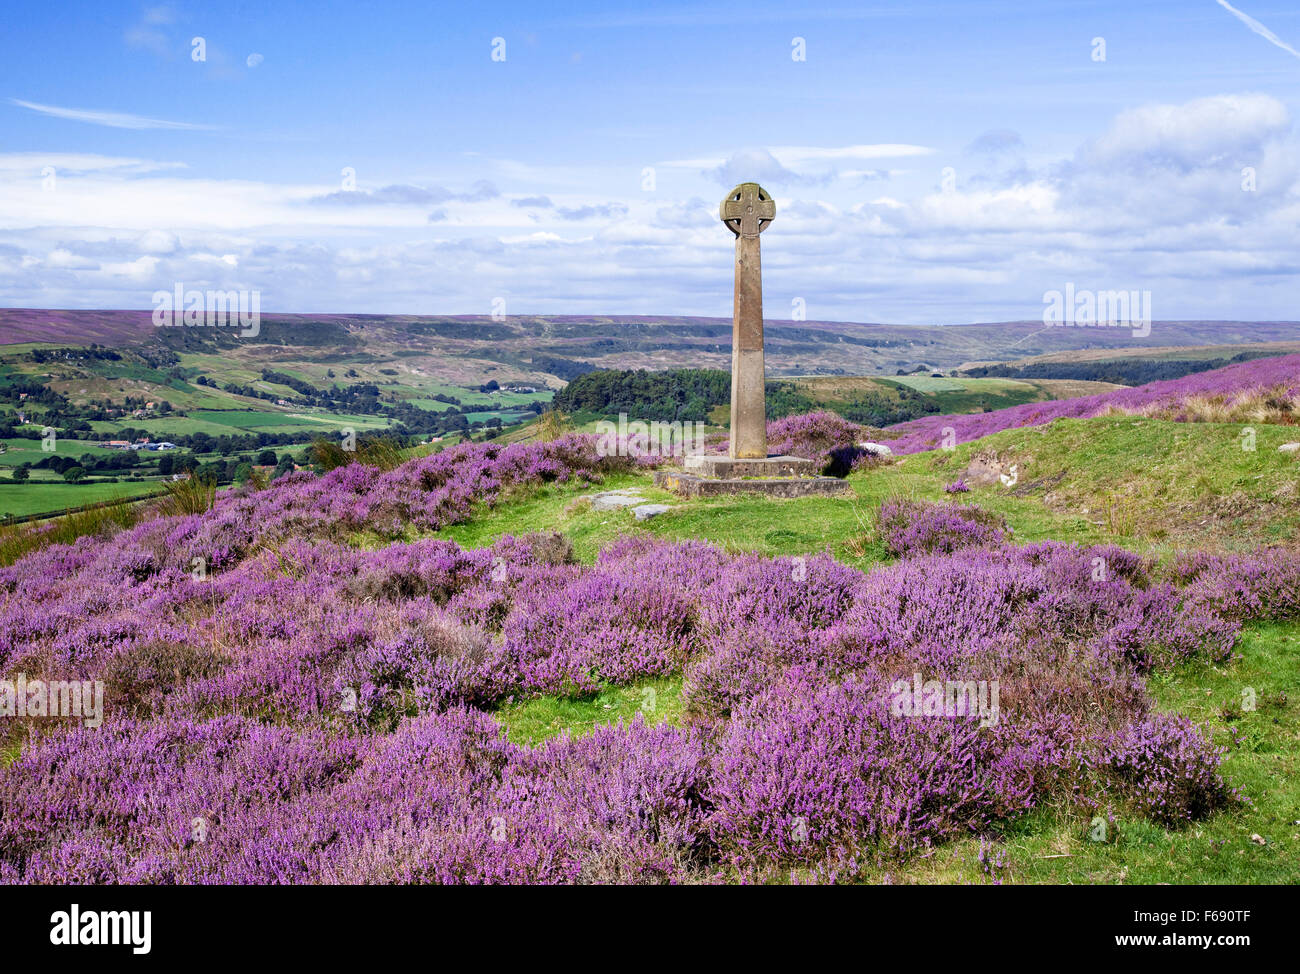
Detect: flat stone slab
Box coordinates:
(632, 504, 673, 520)
(654, 470, 854, 499)
(589, 490, 645, 511)
(683, 454, 818, 479)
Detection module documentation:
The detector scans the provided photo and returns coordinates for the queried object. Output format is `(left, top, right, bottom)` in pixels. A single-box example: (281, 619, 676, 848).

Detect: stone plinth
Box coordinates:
(684, 454, 817, 479)
(654, 470, 853, 499)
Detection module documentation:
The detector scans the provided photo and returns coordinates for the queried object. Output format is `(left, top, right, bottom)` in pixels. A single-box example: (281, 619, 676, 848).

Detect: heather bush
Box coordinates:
(878, 499, 1009, 556)
(707, 675, 1034, 870)
(1100, 715, 1236, 826)
(1175, 548, 1300, 621)
(761, 411, 876, 476)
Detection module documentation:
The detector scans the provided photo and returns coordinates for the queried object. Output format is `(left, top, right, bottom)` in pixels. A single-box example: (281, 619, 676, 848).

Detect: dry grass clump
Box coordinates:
(1131, 384, 1298, 425)
(311, 435, 407, 472)
(152, 476, 217, 518)
(534, 408, 573, 443)
(0, 500, 141, 567)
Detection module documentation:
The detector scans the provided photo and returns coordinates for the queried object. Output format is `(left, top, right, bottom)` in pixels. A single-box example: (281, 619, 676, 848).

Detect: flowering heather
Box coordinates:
(877, 499, 1009, 557)
(0, 437, 1290, 882)
(718, 411, 879, 476)
(944, 479, 970, 493)
(765, 409, 864, 455)
(883, 352, 1300, 453)
(1100, 715, 1234, 827)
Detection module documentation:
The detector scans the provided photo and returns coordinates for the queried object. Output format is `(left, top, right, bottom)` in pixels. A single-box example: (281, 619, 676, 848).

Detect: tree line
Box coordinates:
(553, 368, 941, 427)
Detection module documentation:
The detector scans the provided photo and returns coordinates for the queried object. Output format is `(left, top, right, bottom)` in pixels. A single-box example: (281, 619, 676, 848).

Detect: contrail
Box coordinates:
(1216, 0, 1300, 59)
(9, 98, 216, 130)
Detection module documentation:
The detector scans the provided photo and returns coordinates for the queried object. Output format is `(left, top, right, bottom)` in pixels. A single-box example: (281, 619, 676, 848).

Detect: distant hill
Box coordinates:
(2, 310, 1297, 384)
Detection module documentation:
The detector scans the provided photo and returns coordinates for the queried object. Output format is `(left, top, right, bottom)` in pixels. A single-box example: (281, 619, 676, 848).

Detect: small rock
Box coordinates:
(1279, 442, 1300, 453)
(963, 456, 1006, 487)
(857, 441, 893, 457)
(590, 491, 645, 511)
(632, 504, 673, 520)
(1250, 833, 1267, 845)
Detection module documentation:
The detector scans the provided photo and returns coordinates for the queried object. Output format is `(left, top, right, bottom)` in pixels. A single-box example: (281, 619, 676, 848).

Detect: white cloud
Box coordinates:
(1, 96, 1298, 322)
(9, 99, 216, 131)
(1083, 93, 1288, 168)
(769, 144, 935, 164)
(0, 153, 186, 176)
(666, 143, 935, 187)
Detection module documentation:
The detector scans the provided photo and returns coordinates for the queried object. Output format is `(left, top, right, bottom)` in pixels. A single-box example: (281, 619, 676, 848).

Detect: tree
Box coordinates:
(257, 449, 278, 466)
(10, 465, 29, 483)
(62, 466, 86, 483)
(195, 462, 224, 485)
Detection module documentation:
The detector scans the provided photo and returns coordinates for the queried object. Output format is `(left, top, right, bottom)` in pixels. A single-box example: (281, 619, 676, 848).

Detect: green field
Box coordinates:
(0, 479, 164, 519)
(883, 374, 967, 392)
(876, 375, 1057, 413)
(189, 409, 390, 431)
(0, 435, 106, 466)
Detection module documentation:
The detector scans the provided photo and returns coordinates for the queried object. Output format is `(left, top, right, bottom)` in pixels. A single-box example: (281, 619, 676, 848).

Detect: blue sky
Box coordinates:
(2, 0, 1299, 323)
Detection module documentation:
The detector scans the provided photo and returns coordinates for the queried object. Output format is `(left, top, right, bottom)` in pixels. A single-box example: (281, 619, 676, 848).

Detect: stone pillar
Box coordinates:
(730, 232, 766, 458)
(719, 182, 775, 460)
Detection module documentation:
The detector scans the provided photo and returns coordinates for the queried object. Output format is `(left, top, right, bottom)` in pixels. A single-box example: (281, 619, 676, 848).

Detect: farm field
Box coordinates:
(0, 436, 105, 465)
(188, 409, 393, 432)
(0, 479, 163, 519)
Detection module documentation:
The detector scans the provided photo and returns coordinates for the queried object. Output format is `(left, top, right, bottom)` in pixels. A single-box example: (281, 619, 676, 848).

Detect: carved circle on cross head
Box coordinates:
(720, 182, 775, 238)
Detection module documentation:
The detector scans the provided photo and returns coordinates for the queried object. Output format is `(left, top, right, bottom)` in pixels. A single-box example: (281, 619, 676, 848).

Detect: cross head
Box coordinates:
(720, 182, 775, 237)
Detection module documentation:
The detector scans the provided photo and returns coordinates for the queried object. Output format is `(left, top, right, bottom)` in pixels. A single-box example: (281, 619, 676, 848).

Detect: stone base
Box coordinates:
(683, 454, 818, 479)
(654, 470, 854, 499)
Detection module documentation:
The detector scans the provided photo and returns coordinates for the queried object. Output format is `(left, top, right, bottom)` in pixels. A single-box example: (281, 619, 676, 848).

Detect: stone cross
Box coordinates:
(720, 182, 775, 459)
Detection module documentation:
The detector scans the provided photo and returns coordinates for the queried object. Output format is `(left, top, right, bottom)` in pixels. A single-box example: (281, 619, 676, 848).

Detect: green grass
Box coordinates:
(428, 416, 1299, 569)
(420, 413, 1300, 884)
(406, 398, 458, 412)
(493, 677, 684, 746)
(433, 471, 682, 562)
(912, 415, 1300, 550)
(878, 375, 1052, 413)
(857, 620, 1300, 884)
(189, 409, 391, 431)
(0, 480, 163, 519)
(0, 436, 105, 465)
(882, 374, 968, 393)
